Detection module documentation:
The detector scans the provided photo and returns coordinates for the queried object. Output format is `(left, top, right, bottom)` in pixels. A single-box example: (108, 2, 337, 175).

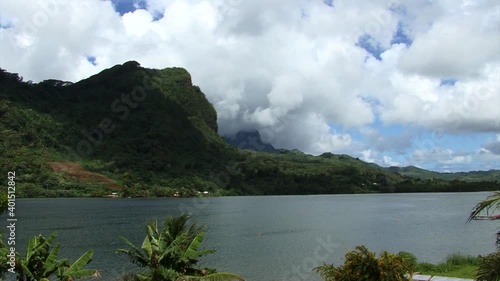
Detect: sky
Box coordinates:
(0, 0, 499, 172)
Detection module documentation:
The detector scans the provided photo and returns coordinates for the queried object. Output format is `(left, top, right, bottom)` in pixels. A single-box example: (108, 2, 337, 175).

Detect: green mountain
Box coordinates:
(387, 166, 500, 182)
(0, 62, 497, 197)
(223, 130, 279, 153)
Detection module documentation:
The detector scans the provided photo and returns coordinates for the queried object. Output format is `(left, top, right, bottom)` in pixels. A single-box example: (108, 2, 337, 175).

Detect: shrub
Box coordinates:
(446, 253, 480, 266)
(315, 245, 414, 281)
(399, 251, 418, 269)
(476, 252, 500, 281)
(116, 213, 245, 281)
(414, 253, 480, 279)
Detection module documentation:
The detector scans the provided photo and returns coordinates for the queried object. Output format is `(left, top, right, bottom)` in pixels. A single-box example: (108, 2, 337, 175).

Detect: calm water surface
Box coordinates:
(2, 192, 498, 281)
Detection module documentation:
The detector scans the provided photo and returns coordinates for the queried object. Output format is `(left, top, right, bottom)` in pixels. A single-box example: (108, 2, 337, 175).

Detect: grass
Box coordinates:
(416, 253, 480, 279)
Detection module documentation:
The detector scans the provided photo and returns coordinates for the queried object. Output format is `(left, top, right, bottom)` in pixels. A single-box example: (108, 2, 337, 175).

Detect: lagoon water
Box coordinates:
(2, 192, 498, 281)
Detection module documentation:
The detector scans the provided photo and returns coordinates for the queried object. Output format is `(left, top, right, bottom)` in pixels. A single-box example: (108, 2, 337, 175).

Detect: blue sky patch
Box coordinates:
(323, 0, 334, 7)
(110, 0, 164, 20)
(357, 34, 385, 61)
(360, 95, 382, 108)
(0, 22, 14, 29)
(440, 79, 457, 86)
(389, 3, 407, 16)
(419, 132, 493, 152)
(376, 121, 405, 136)
(391, 22, 412, 46)
(300, 8, 309, 18)
(111, 0, 147, 15)
(86, 56, 97, 66)
(328, 124, 362, 141)
(151, 12, 164, 21)
(327, 119, 495, 171)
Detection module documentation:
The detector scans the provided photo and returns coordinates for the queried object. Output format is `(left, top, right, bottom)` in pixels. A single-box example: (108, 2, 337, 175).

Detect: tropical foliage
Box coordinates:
(469, 192, 500, 219)
(0, 196, 8, 278)
(415, 253, 479, 279)
(469, 191, 500, 249)
(390, 166, 500, 182)
(14, 232, 99, 281)
(116, 213, 245, 281)
(0, 232, 8, 279)
(0, 188, 7, 213)
(314, 245, 415, 281)
(476, 252, 500, 281)
(469, 191, 500, 281)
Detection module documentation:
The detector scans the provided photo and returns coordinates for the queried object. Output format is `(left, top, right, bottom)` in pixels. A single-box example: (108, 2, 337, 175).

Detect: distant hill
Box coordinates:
(387, 166, 500, 182)
(223, 130, 278, 153)
(0, 62, 497, 198)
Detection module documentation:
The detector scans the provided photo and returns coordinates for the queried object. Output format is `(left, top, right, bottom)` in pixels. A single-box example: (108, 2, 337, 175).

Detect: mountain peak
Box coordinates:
(224, 130, 278, 153)
(1, 62, 497, 198)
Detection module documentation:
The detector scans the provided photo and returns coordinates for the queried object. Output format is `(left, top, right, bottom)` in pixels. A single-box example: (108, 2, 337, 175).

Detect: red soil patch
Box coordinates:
(48, 162, 123, 190)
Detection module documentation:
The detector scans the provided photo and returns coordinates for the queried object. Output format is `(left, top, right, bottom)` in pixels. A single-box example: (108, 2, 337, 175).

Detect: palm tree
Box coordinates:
(468, 191, 500, 248)
(468, 191, 500, 281)
(116, 213, 245, 281)
(57, 250, 101, 281)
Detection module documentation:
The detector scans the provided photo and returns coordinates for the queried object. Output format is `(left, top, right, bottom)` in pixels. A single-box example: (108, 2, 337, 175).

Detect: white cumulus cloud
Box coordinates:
(0, 0, 498, 171)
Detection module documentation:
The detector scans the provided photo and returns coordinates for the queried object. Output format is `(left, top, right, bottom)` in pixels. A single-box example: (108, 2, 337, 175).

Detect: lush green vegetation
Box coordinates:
(0, 62, 498, 198)
(389, 166, 500, 183)
(14, 232, 98, 281)
(315, 248, 493, 281)
(468, 191, 500, 281)
(476, 252, 500, 281)
(415, 253, 479, 279)
(116, 213, 244, 281)
(0, 191, 9, 279)
(315, 246, 415, 281)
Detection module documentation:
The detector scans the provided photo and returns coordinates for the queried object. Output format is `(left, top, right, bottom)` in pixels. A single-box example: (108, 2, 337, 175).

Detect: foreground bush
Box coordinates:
(116, 213, 245, 281)
(315, 245, 415, 281)
(476, 252, 500, 281)
(14, 232, 99, 281)
(415, 253, 479, 279)
(0, 232, 8, 279)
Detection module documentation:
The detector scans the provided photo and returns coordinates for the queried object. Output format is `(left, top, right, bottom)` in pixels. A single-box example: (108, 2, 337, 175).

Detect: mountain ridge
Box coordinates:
(0, 61, 498, 197)
(223, 130, 279, 153)
(224, 131, 499, 181)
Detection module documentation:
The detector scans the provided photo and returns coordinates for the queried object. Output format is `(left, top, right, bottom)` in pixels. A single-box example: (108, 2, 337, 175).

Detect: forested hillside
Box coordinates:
(0, 62, 497, 198)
